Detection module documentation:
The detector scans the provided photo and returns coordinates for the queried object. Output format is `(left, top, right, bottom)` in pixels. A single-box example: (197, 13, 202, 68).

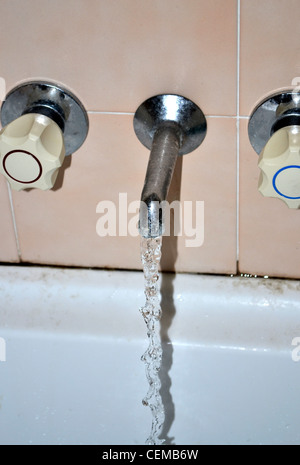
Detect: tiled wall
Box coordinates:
(0, 0, 300, 278)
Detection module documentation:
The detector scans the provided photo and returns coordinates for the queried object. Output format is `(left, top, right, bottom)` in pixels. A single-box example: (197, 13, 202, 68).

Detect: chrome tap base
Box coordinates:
(1, 81, 89, 156)
(133, 94, 207, 155)
(248, 89, 300, 155)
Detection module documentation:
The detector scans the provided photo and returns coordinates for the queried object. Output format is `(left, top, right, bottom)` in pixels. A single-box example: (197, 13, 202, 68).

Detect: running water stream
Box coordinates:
(140, 236, 165, 445)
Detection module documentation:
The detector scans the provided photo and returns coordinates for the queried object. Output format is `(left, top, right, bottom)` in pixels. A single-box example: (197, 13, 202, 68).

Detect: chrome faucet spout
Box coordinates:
(134, 94, 207, 239)
(139, 193, 162, 238)
(140, 123, 181, 238)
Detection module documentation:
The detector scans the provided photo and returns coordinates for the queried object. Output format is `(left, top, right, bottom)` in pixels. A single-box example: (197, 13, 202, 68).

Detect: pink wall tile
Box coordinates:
(0, 0, 237, 115)
(4, 0, 300, 278)
(239, 0, 300, 279)
(0, 178, 19, 262)
(0, 0, 238, 273)
(239, 119, 300, 279)
(175, 117, 237, 274)
(11, 114, 237, 274)
(11, 114, 144, 269)
(240, 0, 300, 116)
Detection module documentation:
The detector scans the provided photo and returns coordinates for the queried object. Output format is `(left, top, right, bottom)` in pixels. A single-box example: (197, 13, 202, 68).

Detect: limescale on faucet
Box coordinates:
(140, 236, 165, 445)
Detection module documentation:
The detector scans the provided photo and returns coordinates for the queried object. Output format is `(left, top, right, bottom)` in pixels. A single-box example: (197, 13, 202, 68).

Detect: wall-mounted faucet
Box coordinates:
(0, 81, 88, 191)
(133, 94, 207, 237)
(249, 89, 300, 208)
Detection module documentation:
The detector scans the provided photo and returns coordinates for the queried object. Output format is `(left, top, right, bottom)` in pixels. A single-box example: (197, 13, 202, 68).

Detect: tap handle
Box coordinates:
(258, 125, 300, 208)
(249, 90, 300, 208)
(0, 113, 65, 191)
(0, 80, 88, 191)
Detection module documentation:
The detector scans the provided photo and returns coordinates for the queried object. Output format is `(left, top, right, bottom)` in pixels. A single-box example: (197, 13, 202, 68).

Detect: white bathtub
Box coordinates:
(0, 265, 300, 445)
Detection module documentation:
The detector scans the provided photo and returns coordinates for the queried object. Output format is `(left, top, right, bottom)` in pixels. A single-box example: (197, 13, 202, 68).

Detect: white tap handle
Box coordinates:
(0, 113, 65, 191)
(258, 125, 300, 208)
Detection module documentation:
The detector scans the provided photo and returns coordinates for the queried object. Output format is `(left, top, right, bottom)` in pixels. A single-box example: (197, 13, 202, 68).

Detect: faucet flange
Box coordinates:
(1, 80, 89, 156)
(248, 89, 300, 155)
(133, 94, 207, 156)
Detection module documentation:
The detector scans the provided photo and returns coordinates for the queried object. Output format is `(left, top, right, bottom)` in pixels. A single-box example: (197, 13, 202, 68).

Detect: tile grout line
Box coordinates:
(87, 111, 134, 115)
(236, 0, 241, 267)
(206, 115, 249, 119)
(87, 110, 249, 119)
(6, 181, 22, 261)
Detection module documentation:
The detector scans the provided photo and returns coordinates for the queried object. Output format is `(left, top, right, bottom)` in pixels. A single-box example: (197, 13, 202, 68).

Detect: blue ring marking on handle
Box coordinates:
(272, 165, 300, 199)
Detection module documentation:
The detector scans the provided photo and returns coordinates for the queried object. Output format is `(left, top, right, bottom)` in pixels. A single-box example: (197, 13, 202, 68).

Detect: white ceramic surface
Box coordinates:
(0, 266, 300, 445)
